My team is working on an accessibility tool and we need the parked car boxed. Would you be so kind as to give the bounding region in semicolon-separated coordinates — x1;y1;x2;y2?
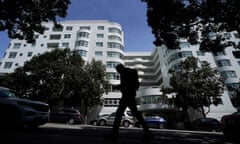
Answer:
191;117;222;132
0;86;50;129
135;115;167;129
96;111;134;128
90;114;110;126
145;116;167;129
221;112;240;141
49;108;83;124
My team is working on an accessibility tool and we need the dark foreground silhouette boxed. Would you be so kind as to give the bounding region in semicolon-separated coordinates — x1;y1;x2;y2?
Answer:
105;64;154;143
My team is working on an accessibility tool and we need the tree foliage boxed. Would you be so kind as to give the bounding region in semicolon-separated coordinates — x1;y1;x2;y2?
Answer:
81;59;110;118
0;0;70;42
141;0;240;52
162;57;224;117
2;48;109;111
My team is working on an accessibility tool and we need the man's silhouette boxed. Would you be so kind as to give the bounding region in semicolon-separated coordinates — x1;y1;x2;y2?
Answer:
106;64;154;142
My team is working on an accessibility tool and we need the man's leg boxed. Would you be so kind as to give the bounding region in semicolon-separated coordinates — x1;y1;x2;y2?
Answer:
111;98;128;136
128;98;154;141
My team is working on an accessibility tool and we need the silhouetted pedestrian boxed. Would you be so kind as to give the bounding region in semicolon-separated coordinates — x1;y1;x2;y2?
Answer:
105;64;154;143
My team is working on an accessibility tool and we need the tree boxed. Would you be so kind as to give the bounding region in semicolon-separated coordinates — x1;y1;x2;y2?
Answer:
162;57;224;119
3;48;110;122
0;0;70;43
6;48;85;109
81;59;110;122
141;0;240;53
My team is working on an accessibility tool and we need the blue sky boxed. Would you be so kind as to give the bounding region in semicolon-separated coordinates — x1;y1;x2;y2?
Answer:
0;0;155;58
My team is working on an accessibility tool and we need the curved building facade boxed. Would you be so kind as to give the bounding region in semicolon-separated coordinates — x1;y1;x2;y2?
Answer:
0;20;239;121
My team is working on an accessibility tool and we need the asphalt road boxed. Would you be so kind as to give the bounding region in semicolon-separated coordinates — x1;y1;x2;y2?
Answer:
0;123;236;144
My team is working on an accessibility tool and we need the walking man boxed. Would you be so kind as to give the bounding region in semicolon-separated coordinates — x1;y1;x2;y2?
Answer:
106;64;154;142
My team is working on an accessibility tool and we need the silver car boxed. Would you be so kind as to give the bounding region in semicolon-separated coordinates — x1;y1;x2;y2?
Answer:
97;111;135;128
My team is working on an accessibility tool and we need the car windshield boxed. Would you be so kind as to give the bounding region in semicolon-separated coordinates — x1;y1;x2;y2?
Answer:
0;87;18;98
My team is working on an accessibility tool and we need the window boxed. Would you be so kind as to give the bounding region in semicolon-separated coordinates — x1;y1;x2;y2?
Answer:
107;42;123;50
66;26;73;31
200;61;208;66
80;26;90;30
232;51;240;58
107;52;122;58
106;61;120;68
108;27;122;35
197;51;205;56
97;34;104;38
13;43;21;49
167;51;193;64
27;52;33;57
97;26;104;30
64;34;71;39
35;35;39;39
179;42;190;48
50;34;61;40
108;35;122;42
96;42;103;47
221;71;237;79
216;59;231;67
8;52;17;58
75;50;87;57
47;43;59;48
213;51;226;56
52;26;63;31
75;40;89;47
223;32;231;39
95;51;103;56
77;32;89;38
62;42;69;48
234;33;239;38
107;72;120;80
4;62;13;69
31;42;36;47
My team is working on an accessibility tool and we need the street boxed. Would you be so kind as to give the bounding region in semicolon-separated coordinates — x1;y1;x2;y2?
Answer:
0;123;236;144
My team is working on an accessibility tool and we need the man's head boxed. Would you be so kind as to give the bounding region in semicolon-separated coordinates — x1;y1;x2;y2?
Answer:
116;64;125;74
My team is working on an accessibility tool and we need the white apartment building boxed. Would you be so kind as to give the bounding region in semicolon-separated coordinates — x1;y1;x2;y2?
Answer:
0;20;239;122
0;20;124;115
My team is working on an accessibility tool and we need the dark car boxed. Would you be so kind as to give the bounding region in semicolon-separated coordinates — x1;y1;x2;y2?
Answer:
191;117;222;132
135;115;167;129
0;86;50;129
145;116;167;129
221;112;240;141
49;108;83;124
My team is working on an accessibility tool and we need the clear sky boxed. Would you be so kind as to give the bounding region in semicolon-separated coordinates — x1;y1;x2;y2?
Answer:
0;0;155;58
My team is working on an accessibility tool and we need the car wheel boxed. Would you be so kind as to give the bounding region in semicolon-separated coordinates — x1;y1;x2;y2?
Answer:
123;121;130;128
159;123;164;129
99;120;106;126
67;118;75;125
92;120;98;126
213;127;222;132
